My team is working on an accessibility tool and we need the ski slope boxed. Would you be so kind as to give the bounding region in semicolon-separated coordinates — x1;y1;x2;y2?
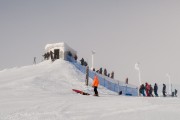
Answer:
0;60;180;120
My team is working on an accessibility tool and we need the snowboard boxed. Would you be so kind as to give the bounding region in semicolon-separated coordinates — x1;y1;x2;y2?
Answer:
72;89;90;95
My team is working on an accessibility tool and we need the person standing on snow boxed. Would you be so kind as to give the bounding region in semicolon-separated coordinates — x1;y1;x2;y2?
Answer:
145;83;150;96
50;51;54;62
154;83;158;97
139;84;145;96
149;84;154;97
92;74;99;96
162;84;166;97
175;89;178;97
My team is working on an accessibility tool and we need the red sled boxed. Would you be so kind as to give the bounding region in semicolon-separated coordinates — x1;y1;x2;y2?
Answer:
72;89;90;95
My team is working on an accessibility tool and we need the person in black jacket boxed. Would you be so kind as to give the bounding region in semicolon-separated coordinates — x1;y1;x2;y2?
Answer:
99;68;102;74
50;51;54;62
103;68;107;76
154;83;158;97
175;89;178;97
80;58;84;65
149;84;154;97
162;84;166;97
139;84;145;96
111;71;114;79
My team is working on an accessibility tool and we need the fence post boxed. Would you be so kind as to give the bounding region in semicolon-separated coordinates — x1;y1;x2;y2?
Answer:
104;78;105;87
85;66;89;86
118;81;120;93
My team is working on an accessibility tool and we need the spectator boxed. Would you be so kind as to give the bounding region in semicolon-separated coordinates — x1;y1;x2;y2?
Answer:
84;61;88;66
74;54;78;61
80;58;84;65
162;84;166;97
107;73;110;77
110;71;114;79
139;84;145;96
50;51;54;61
46;52;50;60
149;84;154;97
43;53;47;60
125;78;128;84
33;57;36;64
99;68;102;74
68;51;72;56
145;82;150;96
103;68;107;76
154;83;158;97
175;89;178;97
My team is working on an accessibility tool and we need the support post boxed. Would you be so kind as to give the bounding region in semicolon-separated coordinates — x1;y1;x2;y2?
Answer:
85;66;89;86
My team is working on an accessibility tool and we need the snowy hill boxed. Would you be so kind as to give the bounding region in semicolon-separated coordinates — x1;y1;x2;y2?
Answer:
0;60;180;120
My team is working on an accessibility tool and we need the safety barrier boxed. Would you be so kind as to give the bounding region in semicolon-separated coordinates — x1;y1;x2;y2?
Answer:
67;56;138;96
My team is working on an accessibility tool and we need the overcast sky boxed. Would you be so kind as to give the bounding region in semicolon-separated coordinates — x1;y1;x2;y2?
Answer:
0;0;180;86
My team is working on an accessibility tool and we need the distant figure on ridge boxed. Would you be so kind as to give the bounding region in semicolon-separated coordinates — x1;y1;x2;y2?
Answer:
50;50;54;62
125;78;128;84
103;68;107;76
33;57;36;64
74;54;78;61
99;68;102;74
110;71;114;79
80;58;84;65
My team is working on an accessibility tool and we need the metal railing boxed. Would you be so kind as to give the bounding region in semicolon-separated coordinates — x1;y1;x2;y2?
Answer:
67;56;138;96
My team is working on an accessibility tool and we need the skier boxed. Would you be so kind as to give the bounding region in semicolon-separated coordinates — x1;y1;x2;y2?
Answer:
175;89;178;97
149;84;154;97
154;83;158;97
92;74;99;96
162;84;166;97
145;83;150;96
139;84;145;96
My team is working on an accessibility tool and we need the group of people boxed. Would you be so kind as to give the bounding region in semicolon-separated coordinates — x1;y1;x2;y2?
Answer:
80;58;88;66
43;51;54;61
139;82;178;97
93;67;115;79
78;56;115;79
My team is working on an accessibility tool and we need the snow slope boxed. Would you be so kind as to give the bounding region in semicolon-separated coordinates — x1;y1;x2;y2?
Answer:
0;60;180;120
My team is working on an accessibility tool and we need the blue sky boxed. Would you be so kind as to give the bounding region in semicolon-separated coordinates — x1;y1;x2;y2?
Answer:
0;0;180;86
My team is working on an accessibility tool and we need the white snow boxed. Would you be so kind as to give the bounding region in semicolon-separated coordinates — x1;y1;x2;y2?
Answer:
0;60;180;120
45;42;77;54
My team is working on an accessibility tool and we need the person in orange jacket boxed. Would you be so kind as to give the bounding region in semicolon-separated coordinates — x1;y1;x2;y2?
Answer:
92;74;99;96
